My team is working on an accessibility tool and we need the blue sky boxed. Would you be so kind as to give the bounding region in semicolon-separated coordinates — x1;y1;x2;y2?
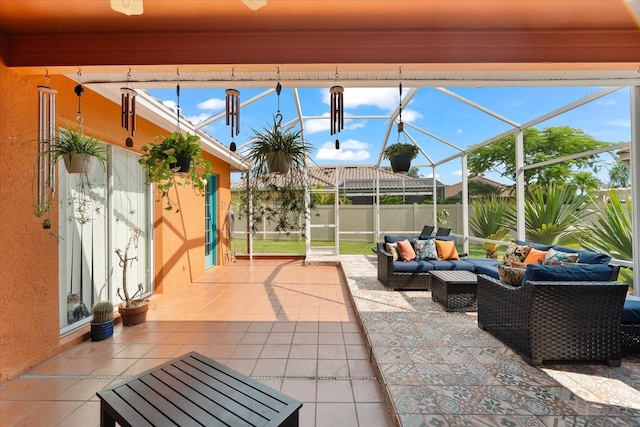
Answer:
148;86;631;186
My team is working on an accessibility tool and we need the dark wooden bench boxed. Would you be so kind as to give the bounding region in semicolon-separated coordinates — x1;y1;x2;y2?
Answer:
96;351;302;427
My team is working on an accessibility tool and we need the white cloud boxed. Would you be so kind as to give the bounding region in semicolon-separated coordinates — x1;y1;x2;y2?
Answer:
399;109;422;123
424;172;441;179
604;119;630;127
304;114;364;134
315;139;371;161
305;114;330;134
456;129;463;135
162;100;177;111
596;99;616;106
321;87;403;111
451;169;462;176
197;98;226;111
185;113;211;125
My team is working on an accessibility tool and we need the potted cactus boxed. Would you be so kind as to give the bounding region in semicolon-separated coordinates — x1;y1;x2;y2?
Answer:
90;301;114;341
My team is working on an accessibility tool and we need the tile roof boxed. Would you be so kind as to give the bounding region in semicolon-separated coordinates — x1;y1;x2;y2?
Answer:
232;165;444;191
444;175;511;198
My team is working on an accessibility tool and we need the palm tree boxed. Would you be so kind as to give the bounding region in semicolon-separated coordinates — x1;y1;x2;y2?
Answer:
504;182;589;245
469;196;511;259
579;189;633;287
569;171;601;197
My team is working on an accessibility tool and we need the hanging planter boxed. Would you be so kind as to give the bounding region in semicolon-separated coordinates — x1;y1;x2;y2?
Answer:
63;153;99;175
47;126;107;175
139;131;212;212
382;143;419;174
170;155;191;173
246;116;312;176
266;151;290;174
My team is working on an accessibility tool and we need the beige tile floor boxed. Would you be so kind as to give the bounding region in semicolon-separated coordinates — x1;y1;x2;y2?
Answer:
0;259;392;427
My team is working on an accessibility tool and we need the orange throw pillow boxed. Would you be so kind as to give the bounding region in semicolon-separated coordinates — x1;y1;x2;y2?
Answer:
435;239;459;260
523;248;547;264
397;239;417;261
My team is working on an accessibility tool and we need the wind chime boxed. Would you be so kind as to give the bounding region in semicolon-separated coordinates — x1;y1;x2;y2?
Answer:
275;68;283;126
330;70;344;150
226;69;240;152
37;71;57;219
397;80;404;135
120;69;137;147
75;70;84;128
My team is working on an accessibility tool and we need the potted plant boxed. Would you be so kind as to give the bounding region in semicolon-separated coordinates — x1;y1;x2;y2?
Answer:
237;117;317;239
90;301;114;341
139;131;213;212
115;228;150;326
382;143;419;174
49;126;108;175
246;116;313;175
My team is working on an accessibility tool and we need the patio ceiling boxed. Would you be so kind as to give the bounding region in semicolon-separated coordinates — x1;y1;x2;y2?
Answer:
2;0;640;86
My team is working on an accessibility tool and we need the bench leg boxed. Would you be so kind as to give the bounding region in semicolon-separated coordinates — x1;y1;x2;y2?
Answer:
100;404;116;427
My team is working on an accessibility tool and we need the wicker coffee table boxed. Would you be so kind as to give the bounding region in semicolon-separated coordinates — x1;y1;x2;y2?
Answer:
430;270;478;312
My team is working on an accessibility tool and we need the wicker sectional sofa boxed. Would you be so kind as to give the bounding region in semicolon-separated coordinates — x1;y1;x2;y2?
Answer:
376;235;500;291
477;269;627;366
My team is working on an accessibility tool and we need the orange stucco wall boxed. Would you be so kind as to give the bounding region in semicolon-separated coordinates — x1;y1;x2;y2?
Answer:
0;61;232;382
153;152;232;296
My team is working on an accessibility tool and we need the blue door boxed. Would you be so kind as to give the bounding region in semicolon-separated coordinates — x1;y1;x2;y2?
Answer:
205;175;217;268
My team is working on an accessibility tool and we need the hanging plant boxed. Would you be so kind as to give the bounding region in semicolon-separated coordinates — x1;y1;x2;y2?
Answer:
236;117;317;239
47;126;108;175
382;143;419;174
139;131;212;212
246;116;313;176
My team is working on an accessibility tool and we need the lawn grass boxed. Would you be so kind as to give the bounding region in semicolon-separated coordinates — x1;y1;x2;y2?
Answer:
231;239;493;258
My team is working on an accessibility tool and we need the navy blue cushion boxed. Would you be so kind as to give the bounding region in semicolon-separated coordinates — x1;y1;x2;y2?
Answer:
515;240;553;251
622;295;640;324
392;260;435;273
419;235;457;245
521;263;616;284
465;258;500;279
427;260;476;271
551;245;611;265
385;235;420;244
474;264;500;280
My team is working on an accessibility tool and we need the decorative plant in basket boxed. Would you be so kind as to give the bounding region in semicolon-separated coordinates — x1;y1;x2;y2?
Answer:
49;125;108;175
237;117;317;239
246;116;313;175
90;301;114;341
115;228;150;326
139;131;212;212
382;143;419;174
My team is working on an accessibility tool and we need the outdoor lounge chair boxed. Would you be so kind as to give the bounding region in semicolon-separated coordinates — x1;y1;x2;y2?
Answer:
420;225;435;237
435;227;451;236
477;271;627;366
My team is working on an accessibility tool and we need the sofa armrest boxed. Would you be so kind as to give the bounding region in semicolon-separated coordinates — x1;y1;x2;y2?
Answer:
477;274;532;330
376;243;394;285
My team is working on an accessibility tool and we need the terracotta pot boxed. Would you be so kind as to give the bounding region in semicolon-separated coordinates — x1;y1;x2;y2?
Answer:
170;155;191;173
63;154;98;175
118;299;149;326
266;152;290;174
389;155;412;174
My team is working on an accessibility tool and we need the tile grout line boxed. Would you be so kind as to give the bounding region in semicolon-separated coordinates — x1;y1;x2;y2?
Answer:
20;373;377;381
